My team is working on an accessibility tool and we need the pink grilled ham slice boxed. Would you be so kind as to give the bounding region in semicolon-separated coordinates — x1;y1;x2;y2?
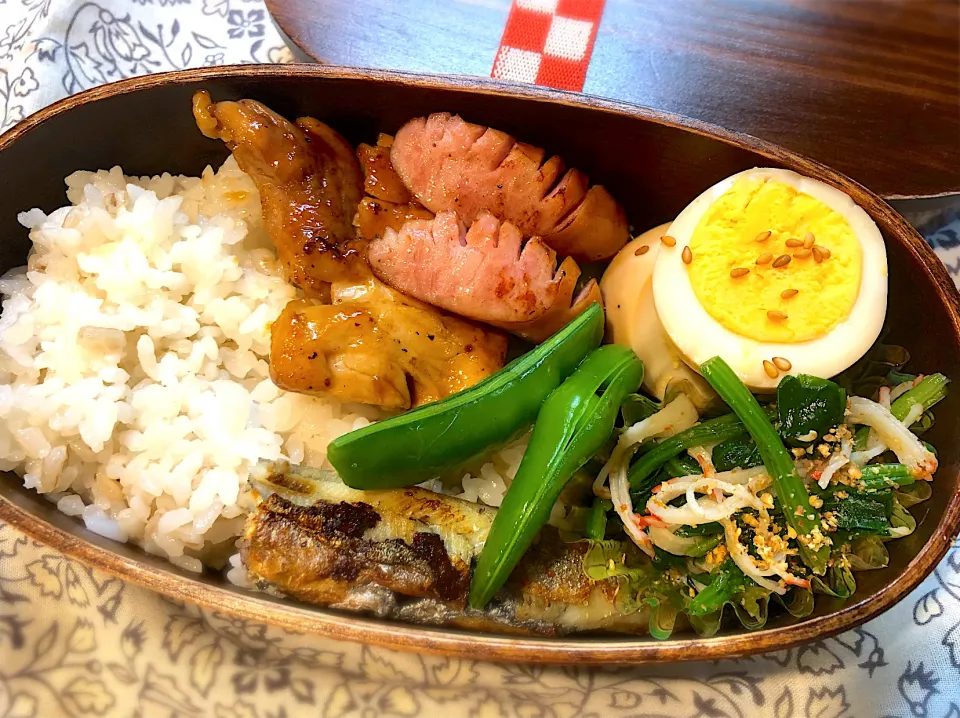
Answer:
367;211;601;342
390;113;628;262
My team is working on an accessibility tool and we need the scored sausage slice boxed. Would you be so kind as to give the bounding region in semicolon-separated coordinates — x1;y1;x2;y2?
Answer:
390;113;628;262
367;211;601;342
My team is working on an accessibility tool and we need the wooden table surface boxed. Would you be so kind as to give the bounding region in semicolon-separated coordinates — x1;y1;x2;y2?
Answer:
266;0;960;199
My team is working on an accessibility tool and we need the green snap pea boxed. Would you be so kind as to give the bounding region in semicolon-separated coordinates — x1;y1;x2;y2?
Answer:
469;345;644;608
328;304;604;489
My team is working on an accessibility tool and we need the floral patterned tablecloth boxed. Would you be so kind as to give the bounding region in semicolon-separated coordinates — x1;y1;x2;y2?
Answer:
1;1;959;716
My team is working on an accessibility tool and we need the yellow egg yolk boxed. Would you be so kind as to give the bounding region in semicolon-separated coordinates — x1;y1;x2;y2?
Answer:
687;178;862;343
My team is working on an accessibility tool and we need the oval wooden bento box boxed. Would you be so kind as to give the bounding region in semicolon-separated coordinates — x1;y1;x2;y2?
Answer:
0;65;958;664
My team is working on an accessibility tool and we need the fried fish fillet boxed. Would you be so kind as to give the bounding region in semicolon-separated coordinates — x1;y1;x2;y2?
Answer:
243;462;652;636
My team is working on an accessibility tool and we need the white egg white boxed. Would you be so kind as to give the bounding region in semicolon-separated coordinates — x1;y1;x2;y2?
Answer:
652;167;888;391
600;223;718;410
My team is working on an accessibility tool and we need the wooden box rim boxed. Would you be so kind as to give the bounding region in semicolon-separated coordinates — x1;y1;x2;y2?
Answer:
1;64;958;664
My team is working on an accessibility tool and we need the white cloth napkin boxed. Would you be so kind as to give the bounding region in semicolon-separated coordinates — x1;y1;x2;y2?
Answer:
0;1;958;716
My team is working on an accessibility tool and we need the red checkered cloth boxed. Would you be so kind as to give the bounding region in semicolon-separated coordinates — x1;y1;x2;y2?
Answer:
491;0;607;92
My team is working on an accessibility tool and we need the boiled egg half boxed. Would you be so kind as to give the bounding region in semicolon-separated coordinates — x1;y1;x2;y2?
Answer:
603;168;887;393
601;223;718;409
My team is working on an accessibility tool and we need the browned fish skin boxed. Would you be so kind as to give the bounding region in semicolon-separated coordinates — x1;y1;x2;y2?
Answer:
243;462;652;635
243;494;469;605
192;90;366;297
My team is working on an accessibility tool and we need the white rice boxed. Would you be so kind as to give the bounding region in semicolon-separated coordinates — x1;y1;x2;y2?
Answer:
0;159;381;566
0;159;518;572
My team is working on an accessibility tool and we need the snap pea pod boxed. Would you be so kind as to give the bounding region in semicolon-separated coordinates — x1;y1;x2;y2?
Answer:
469;345;644;608
699;357;829;575
328;304;604;489
687;560;747;616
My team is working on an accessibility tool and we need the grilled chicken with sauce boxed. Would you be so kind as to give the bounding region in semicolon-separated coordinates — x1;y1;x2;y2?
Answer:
193;91;367;297
357;133;413;204
368;211;601;342
194;92;508;409
270;281;507;409
390;112;629;262
244;462;651;635
354;197;434;243
354;133;435;242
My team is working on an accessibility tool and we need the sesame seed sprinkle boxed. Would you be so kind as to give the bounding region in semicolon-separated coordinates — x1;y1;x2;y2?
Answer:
785;238;803;248
730;267;750;278
763;360;779;378
803;232;816;249
793;248;812;259
635;244;650;256
682;246;693;264
781;288;799;299
661;235;677;247
754;230;772;242
772;254;792;268
756;252;773;265
767;310;788;321
773;356;792;371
